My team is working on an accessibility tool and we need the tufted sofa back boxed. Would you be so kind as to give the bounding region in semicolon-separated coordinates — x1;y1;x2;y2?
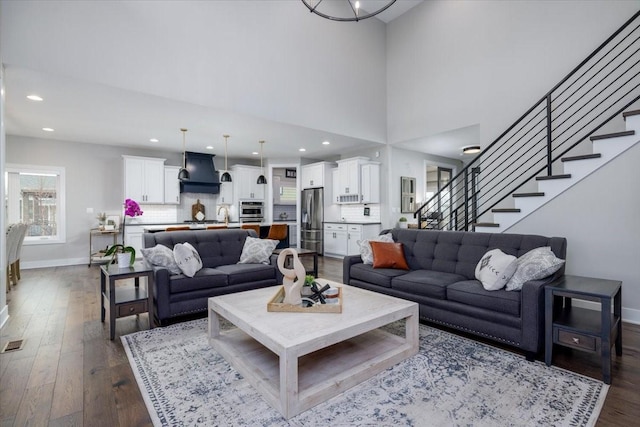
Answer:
390;229;567;280
144;228;257;268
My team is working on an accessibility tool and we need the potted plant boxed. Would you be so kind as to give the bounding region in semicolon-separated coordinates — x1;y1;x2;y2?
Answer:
96;212;107;230
398;216;408;229
104;244;136;267
302;275;315;296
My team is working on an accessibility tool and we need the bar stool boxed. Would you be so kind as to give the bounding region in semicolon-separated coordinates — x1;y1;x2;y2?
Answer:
267;224;288;241
241;224;260;237
166;226;191;232
207;225;228;230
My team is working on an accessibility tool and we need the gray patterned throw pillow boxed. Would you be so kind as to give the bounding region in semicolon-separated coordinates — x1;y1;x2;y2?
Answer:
140;244;181;275
474;249;518;291
173;242;203;277
505;246;565;291
238;237;278;264
358;233;395;265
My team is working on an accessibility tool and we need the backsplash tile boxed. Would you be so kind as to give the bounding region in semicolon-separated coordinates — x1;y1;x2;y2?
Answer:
340;204;380;222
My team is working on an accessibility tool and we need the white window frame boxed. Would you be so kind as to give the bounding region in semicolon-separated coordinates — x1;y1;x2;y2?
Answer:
5;163;66;245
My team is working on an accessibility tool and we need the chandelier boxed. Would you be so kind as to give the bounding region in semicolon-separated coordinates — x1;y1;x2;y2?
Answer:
301;0;396;22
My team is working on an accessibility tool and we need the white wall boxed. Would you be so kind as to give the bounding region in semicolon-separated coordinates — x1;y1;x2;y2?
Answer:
387;1;639;145
506;142;640;323
5;136;182;267
0;60;8;326
2;0;388;144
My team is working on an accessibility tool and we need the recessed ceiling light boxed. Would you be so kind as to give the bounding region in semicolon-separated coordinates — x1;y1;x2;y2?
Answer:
322;140;330;145
42;127;54;132
149;138;159;143
299;148;306;152
27;95;43;101
206;145;214;150
252;151;259;155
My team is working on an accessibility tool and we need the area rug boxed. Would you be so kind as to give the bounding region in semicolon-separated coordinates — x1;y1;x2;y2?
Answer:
122;319;608;427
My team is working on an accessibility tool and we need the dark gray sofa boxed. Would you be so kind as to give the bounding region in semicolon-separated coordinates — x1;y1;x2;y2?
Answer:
343;229;567;359
144;228;282;325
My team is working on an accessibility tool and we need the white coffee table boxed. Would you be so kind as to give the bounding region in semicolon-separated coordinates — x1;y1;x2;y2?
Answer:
208;279;419;419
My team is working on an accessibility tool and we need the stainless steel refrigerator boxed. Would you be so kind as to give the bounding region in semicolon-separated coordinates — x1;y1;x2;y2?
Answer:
301;188;324;255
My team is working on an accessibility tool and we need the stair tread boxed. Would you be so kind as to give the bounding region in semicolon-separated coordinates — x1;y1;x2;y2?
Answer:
535;174;571;181
622;109;640;120
473;223;500;227
590;130;635;141
513;192;545;197
492;208;521;213
561;153;602;162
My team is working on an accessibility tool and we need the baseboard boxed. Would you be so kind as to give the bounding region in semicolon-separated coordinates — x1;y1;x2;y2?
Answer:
21;257;87;270
573;299;640;325
0;304;9;330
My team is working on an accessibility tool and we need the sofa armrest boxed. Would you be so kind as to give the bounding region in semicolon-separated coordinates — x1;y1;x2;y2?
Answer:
520;275;562;353
343;255;363;284
269;254;284;284
151;267;172;322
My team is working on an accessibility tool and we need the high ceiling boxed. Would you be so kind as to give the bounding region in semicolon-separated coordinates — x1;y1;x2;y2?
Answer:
3;1;433;161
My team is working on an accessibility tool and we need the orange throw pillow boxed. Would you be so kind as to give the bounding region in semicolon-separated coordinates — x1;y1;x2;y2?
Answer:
370;241;409;270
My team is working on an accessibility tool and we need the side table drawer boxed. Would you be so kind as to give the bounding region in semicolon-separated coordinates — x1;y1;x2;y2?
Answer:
118;301;148;317
557;329;596;351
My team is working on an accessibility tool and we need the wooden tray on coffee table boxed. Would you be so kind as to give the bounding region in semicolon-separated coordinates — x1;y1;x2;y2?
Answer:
267;285;342;313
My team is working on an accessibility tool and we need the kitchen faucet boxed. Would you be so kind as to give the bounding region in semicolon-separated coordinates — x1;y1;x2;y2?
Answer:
217;205;230;225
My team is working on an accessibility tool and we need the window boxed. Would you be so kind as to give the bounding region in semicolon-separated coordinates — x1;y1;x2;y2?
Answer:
5;164;66;245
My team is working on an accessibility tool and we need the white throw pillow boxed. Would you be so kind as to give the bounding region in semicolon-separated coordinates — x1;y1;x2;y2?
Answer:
505;246;565;291
358;233;395;265
140;244;181;275
475;249;518;291
173;242;203;278
238;237;278;265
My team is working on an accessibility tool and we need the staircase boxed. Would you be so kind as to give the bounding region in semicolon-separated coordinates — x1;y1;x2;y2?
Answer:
415;10;640;232
475;111;640;232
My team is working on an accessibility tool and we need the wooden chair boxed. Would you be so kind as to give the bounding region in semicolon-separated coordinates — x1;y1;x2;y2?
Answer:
241;224;260;236
11;223;28;282
267;224;288;241
206;225;228;230
165;226;191;232
5;224;22;291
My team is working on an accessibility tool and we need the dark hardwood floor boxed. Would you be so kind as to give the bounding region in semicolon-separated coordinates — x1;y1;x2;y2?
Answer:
1;258;638;426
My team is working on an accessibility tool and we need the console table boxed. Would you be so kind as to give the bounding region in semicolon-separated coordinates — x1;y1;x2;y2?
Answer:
88;228;119;267
545;275;622;384
100;262;155;340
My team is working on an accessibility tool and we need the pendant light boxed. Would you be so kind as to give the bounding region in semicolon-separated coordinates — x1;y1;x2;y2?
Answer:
257;140;267;184
178;128;190;181
220;134;232;182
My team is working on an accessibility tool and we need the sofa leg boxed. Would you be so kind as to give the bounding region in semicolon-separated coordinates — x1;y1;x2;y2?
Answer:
525;351;537;362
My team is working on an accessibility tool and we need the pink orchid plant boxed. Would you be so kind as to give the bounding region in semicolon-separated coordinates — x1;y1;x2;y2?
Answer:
104;199;143;266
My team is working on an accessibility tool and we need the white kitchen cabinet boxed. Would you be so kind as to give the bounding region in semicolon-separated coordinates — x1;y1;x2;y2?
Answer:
323;223;347;256
335;157;381;204
232;165;265;200
288;222;298;247
361;163;381;204
218;181;233;205
347;225;362;256
332;168;340;204
124;225;145;259
324;222;382;257
123;156;166;203
300;161;335;189
164;166;181;204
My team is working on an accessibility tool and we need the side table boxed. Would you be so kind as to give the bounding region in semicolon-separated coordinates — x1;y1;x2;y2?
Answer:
545;275;622;384
100;262;155;340
273;248;318;277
